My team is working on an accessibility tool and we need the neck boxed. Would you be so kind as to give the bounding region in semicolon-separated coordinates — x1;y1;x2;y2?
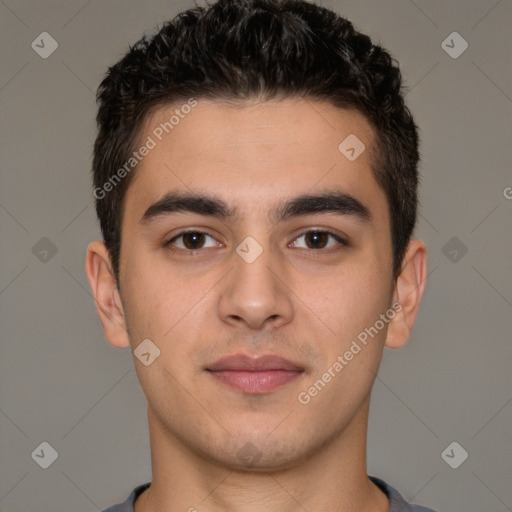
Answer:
135;396;389;512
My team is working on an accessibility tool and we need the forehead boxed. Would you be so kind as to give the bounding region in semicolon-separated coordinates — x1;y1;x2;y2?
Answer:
124;98;386;224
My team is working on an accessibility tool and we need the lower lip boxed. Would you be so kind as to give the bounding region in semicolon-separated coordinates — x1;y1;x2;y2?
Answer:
206;370;303;393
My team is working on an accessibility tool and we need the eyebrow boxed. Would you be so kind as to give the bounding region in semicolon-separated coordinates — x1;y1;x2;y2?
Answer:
140;189;372;226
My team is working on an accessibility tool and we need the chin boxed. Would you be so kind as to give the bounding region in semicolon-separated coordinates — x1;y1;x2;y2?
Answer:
205;431;310;473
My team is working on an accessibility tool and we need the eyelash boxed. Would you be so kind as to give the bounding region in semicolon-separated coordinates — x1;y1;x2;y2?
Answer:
164;229;347;256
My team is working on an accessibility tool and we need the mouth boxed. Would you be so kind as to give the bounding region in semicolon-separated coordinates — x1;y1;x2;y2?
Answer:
205;354;305;394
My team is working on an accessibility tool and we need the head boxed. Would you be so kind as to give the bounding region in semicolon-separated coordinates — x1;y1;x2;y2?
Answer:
87;0;426;471
92;0;420;285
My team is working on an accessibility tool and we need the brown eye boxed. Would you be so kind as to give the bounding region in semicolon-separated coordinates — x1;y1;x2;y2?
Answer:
305;231;328;249
181;232;206;249
165;231;219;252
291;230;347;250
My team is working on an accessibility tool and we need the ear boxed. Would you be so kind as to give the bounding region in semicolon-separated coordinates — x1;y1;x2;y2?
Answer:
85;240;130;348
385;239;428;349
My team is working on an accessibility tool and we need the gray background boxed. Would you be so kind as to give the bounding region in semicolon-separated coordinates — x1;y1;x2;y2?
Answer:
1;0;511;510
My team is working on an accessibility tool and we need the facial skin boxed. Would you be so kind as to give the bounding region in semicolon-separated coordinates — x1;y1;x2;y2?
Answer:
86;98;427;512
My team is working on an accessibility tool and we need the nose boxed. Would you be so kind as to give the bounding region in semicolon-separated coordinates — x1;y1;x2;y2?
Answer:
217;243;294;331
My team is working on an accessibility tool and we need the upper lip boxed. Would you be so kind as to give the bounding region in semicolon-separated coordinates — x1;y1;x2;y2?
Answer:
206;354;304;372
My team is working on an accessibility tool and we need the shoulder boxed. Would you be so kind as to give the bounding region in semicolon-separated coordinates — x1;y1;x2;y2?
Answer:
369;476;438;512
100;482;151;512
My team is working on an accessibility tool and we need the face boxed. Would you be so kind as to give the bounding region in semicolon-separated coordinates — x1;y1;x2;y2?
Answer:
105;98;399;469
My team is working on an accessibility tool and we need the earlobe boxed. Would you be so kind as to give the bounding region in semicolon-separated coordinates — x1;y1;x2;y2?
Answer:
85;240;131;348
385;239;428;349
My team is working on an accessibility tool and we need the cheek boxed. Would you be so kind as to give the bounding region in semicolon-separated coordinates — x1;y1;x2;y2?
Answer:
120;244;176;329
120;257;214;372
296;265;391;422
120;268;170;345
305;258;392;341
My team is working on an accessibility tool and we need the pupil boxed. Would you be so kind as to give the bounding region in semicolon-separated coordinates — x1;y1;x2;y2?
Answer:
184;232;203;249
308;232;326;249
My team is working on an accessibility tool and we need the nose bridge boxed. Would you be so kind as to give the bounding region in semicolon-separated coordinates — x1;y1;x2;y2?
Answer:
218;233;294;329
232;235;280;302
236;241;276;290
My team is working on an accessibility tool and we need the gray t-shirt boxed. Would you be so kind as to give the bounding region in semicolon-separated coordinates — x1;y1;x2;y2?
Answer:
101;476;437;511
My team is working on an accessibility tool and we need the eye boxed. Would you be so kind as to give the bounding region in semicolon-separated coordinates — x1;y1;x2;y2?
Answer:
290;230;347;250
164;229;347;256
165;231;220;253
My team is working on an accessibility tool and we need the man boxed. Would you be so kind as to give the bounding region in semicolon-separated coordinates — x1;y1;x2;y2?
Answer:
86;0;436;510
